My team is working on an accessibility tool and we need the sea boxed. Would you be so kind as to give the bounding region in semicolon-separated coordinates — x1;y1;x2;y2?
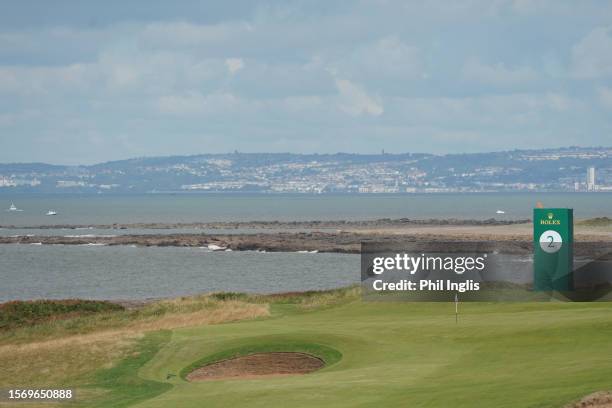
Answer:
0;245;358;302
0;193;610;302
1;193;611;226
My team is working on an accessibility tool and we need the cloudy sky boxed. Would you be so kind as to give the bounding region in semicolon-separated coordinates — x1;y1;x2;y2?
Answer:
1;0;611;164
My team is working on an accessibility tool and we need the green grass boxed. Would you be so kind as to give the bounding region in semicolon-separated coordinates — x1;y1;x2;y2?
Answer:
131;300;612;408
4;288;612;407
81;330;173;408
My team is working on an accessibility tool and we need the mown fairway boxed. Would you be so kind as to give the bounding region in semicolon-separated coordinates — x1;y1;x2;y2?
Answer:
130;301;612;408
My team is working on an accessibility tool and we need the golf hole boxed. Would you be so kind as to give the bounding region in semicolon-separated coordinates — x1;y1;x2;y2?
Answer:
186;352;326;381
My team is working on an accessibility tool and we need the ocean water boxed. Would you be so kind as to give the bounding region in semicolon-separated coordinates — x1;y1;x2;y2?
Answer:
0;227;338;237
1;193;610;302
0;244;360;302
1;193;610;227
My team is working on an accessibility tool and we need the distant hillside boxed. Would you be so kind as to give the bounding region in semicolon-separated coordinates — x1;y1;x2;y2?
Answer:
0;147;610;194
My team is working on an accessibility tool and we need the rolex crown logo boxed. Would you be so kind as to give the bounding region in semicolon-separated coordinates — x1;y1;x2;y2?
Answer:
547;213;554;220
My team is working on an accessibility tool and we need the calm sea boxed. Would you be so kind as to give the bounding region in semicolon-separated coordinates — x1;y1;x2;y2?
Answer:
0;193;610;301
0;245;359;302
1;193;610;227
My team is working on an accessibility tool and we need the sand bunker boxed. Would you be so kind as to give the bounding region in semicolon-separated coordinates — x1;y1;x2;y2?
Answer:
186;352;325;381
567;391;612;408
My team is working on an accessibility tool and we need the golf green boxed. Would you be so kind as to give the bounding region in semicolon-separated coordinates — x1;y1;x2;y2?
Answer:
121;301;612;407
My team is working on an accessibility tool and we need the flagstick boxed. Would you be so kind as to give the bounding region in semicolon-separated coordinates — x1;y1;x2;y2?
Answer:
455;292;458;324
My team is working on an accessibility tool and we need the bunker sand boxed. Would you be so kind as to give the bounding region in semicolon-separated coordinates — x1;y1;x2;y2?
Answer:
186;352;325;381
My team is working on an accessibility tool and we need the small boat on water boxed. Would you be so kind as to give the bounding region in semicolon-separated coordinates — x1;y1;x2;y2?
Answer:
46;210;57;216
7;202;23;212
495;210;506;214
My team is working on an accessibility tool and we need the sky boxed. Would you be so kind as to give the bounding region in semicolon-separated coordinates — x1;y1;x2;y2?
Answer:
1;1;612;165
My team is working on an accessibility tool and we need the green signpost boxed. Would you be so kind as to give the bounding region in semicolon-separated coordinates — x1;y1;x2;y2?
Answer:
533;208;574;291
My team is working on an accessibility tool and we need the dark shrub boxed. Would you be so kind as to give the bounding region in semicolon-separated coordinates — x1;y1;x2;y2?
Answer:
0;299;124;330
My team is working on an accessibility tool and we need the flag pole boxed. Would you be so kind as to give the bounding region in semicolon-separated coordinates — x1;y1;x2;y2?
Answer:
455;292;458;323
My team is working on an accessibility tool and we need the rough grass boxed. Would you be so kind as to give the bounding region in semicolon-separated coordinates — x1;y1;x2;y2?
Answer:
0;330;138;388
0;297;269;346
0;287;359;348
0;288;357;406
0;293;271;399
0;299;269;388
209;285;361;310
0;286;359;382
0;299;123;331
577;217;612;227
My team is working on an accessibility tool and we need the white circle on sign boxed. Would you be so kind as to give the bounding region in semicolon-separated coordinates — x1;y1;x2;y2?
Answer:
539;230;562;253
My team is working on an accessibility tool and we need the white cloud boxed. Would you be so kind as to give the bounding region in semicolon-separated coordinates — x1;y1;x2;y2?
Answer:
347;36;423;79
571;26;612;78
281;95;324;113
0;2;610;163
156;92;242;116
385;92;580;130
511;0;572;14
139;21;253;50
335;79;383;116
0;63;101;95
463;59;538;85
225;58;245;74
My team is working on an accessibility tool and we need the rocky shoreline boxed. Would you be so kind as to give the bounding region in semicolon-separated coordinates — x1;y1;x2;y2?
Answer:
0;232;378;253
1;218;610;254
2;232;610;257
3;230;609;253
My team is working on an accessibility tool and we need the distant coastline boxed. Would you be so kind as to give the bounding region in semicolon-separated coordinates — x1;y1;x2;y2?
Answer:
1;147;610;194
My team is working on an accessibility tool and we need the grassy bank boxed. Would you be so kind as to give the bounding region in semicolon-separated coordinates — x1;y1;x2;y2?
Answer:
576;216;612;227
2;288;612;407
0;289;353;396
0;299;124;331
0;292;273;408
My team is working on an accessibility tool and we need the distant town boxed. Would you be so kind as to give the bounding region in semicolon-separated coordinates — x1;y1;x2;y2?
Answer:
0;147;611;194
